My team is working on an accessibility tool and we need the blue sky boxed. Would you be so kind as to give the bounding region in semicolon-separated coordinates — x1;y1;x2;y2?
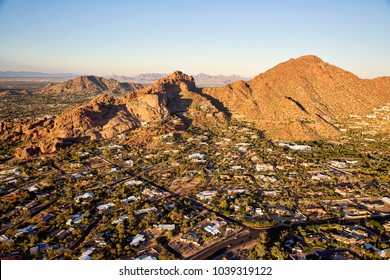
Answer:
0;0;389;77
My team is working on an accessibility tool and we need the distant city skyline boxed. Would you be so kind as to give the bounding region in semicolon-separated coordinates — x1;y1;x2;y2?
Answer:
0;0;389;78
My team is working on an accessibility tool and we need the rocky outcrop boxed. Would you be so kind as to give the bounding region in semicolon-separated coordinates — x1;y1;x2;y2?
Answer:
1;71;228;158
41;75;143;94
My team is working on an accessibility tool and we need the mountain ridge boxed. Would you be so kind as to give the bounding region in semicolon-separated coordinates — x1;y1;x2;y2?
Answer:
41;75;144;94
1;55;389;158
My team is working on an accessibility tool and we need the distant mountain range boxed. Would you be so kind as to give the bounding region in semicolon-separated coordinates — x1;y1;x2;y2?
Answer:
105;73;250;86
0;71;249;86
0;71;78;79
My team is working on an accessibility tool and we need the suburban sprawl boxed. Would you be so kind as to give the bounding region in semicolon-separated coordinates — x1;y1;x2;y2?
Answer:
1;105;390;260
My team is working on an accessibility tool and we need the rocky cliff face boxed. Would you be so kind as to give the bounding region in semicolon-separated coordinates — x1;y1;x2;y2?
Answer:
1;71;227;157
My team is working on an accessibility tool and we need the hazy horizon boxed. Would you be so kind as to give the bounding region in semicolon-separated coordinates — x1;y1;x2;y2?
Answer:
1;0;390;78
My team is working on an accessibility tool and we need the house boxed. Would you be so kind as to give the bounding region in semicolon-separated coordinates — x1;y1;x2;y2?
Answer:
24;185;39;192
124;160;134;166
311;173;331;181
342;207;369;217
191;158;207;163
55;228;74;239
66;214;86;225
71;173;83;180
79;247;95;260
135;207;157;215
279;143;312;151
227;188;247;194
135;255;157;260
382;197;390;205
97;202;115;211
188;153;206;160
256;163;274;172
197;190;217;200
76;151;90;157
180;234;201;246
42;213;55;223
121;196;140;205
74;191;94;203
329;160;346;169
257;174;281;183
130;234;146;246
108;144;123;150
141;188;162;200
262;190;280;196
21;201;38;211
155;224;176;230
230;165;244;171
334;188;348;197
125;180;143;186
112;214;128;225
30;243;51;255
254;208;264;216
15;225;36;237
0;168;21;175
305;208;327;217
0;235;10;243
204;220;223;236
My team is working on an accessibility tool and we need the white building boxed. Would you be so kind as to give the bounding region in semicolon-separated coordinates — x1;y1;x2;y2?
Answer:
79;247;95;260
124;160;134;166
311;173;331;181
256;163;274;171
197;190;217;200
188;153;206;160
382;197;390;205
121;196;140;205
112;214;128;225
155;224;176;230
135;255;157;260
74;191;94;202
130;234;146;246
135;207;157;215
97;202;115;211
125;180;143;186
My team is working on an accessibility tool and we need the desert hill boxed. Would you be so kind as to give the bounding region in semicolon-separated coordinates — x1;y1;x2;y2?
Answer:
204;55;390;140
1;55;390;158
41;75;143;94
1;71;227;157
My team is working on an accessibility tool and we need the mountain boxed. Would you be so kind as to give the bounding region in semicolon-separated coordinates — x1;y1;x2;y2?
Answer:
194;73;249;86
105;73;249;86
104;73;167;84
1;55;390;158
0;71;77;78
41;75;144;94
204;55;390;140
1;71;227;157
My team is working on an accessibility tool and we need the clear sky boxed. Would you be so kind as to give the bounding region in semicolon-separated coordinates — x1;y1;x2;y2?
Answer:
0;0;389;78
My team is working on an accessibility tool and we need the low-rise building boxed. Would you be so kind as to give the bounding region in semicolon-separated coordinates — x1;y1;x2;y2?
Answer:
197;190;217;200
130;234;146;246
97;202;115;211
79;247;95;260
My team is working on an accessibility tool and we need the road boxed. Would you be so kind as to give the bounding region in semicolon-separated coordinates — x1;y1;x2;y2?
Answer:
186;214;390;260
102;155;390;260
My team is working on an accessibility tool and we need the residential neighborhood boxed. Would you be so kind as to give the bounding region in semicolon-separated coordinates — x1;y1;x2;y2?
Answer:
0;105;389;260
